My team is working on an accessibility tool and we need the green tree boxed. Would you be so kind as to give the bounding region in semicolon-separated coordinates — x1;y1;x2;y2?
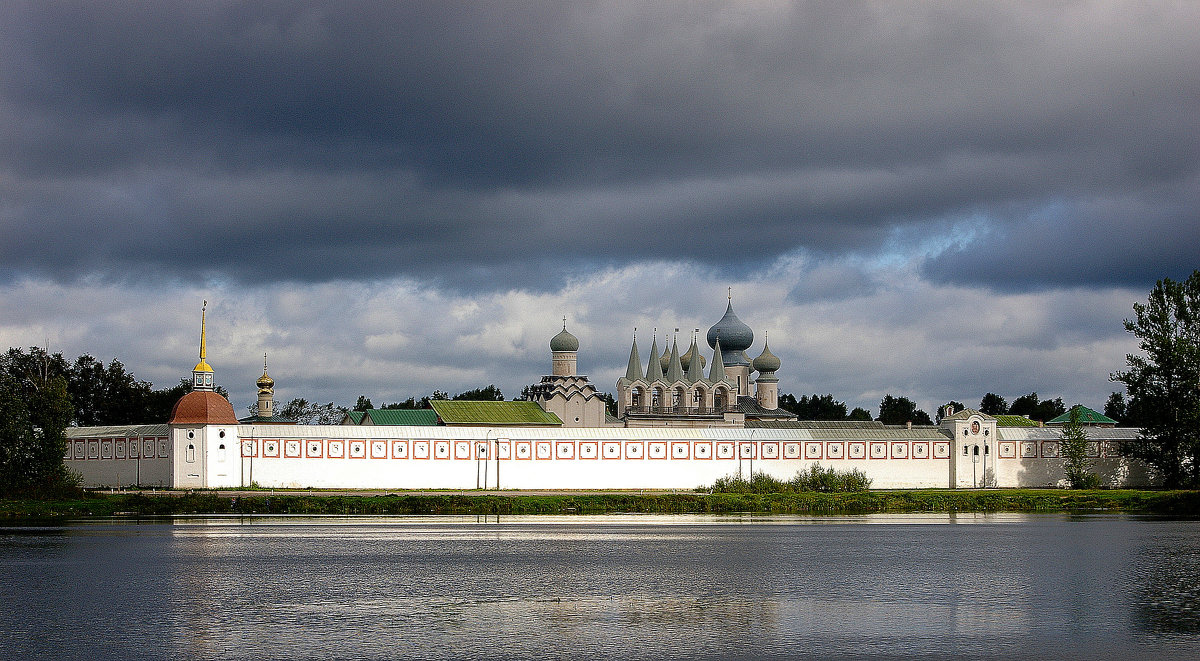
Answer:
876;394;932;425
780;394;849;420
848;407;872;421
1009;392;1065;422
452;385;504;401
1104;392;1127;425
0;348;76;496
1059;405;1096;489
1112;271;1200;487
979;393;1008;415
353;395;373;411
277;398;348;425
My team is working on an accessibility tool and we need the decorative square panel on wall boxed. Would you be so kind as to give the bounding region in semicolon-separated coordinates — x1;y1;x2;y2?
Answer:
890;442;908;459
127;440;138;458
1020;442;1037;458
761;442;779;459
454;441;471;460
241;440;257;458
694;442;712;459
912;442;929;459
870;442;887;459
392;440;408;459
716;442;735;459
144;440;155;458
579;442;598;459
371;441;387;459
1086;442;1100;458
805;442;822;460
848;442;866;459
413;440;430;459
671;442;689;460
88;440;99;459
496;441;510;459
998;442;1016;458
625;441;644;459
263;440;279;457
556;441;575;459
433;441;450;459
738;442;756;459
933;442;950;459
783;442;801;459
115;441;126;459
601;441;621;459
513;441;531;460
286;440;303;458
826;442;844;459
648;442;667;459
349;441;367;459
1042;441;1059;458
535;442;552;460
328;440;346;458
101;440;112;459
74;441;85;459
157;439;169;458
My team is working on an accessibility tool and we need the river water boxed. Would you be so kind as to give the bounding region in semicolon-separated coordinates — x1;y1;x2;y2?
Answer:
2;514;1199;660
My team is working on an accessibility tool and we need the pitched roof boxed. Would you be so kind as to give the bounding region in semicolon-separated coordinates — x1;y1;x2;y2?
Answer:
1046;405;1118;426
429;400;563;426
238;414;296;424
994;414;1039;427
361;409;440;426
345;410;365;424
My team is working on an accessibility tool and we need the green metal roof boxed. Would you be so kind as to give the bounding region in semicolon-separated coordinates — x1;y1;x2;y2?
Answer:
361;409;440;426
1047;405;1117;425
345;411;365;424
994;414;1040;427
430;400;563;426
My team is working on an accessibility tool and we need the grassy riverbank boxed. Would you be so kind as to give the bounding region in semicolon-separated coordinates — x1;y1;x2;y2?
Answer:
4;488;1200;518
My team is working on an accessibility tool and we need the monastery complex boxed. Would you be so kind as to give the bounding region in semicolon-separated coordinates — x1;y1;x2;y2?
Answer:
65;299;1150;490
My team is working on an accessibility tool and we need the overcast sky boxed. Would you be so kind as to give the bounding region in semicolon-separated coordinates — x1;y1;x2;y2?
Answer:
2;2;1197;419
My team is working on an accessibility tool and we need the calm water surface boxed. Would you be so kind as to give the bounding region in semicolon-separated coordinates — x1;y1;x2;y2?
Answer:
2;514;1200;660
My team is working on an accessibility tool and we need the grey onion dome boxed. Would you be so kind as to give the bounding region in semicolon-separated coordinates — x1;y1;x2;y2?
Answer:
706;300;753;354
752;342;781;373
550;326;579;352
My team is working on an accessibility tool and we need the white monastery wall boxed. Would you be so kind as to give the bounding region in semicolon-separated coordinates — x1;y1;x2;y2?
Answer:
64;433;173;488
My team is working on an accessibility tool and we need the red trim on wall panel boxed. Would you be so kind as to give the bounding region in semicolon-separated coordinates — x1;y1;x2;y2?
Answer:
647;441;668;460
601;441;622;460
556;441;575;460
826;442;845;460
513;441;532;460
432;440;451;460
241;439;258;458
847;442;866;460
535;441;553;460
693;441;713;460
624;441;644;460
760;442;780;460
911;442;930;460
412;440;430;460
670;442;690;460
579;441;599;460
715;441;736;460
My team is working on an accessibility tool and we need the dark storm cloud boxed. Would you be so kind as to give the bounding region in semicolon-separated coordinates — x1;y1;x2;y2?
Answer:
2;1;1197;290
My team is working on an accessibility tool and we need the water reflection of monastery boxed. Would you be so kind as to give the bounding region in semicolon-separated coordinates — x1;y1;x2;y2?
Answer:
65;297;1149;490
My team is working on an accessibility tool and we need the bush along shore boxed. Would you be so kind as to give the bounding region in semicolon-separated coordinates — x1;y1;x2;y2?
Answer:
4;488;1200;518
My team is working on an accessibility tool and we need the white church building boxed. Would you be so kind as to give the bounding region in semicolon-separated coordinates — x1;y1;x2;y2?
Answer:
64;300;1151;490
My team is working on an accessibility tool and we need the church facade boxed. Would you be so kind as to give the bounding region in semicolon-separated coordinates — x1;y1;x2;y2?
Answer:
63;299;1153;490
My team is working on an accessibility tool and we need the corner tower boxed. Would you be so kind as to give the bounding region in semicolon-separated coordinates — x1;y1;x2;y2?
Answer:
168;301;239;489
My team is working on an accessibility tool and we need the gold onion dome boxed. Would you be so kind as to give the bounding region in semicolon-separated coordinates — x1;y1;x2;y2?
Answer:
257;356;274;390
680;341;707;371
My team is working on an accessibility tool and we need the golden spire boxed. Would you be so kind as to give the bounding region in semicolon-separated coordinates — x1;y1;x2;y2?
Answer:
193;300;213;373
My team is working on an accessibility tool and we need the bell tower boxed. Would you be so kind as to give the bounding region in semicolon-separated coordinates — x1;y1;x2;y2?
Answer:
192;300;215;391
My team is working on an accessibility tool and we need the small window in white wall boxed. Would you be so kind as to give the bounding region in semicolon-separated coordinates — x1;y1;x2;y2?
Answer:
218;444;226;461
186;444;196;462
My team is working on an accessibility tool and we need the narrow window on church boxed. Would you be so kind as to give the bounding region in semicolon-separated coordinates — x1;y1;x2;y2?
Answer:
186;444;196;462
218;444;226;461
